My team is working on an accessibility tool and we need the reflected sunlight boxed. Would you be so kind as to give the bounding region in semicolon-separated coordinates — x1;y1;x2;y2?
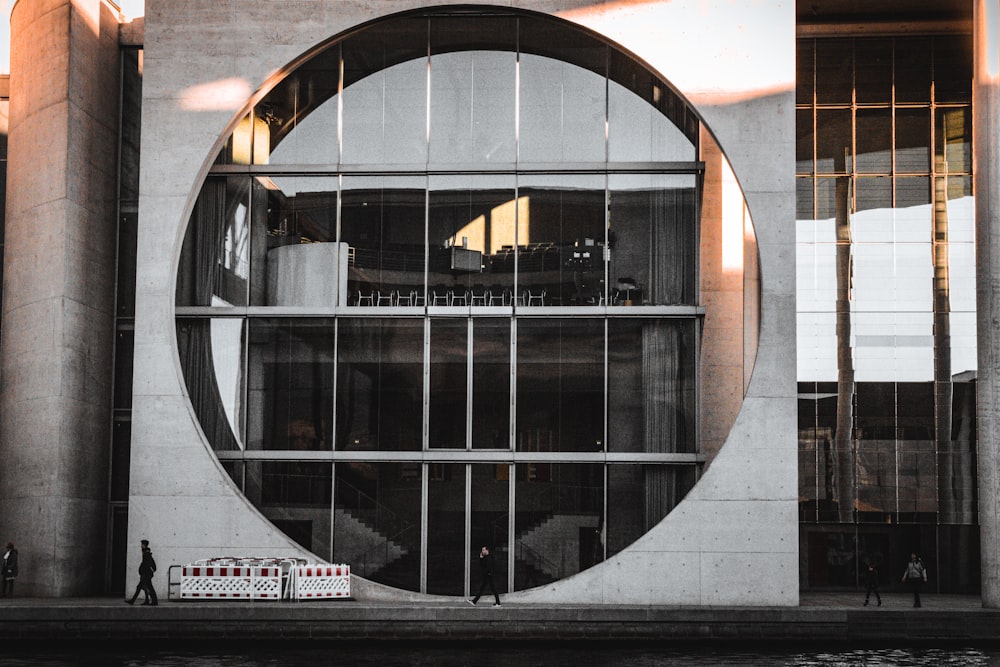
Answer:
179;77;253;112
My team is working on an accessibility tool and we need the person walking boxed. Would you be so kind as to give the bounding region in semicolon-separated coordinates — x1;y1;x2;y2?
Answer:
468;545;501;607
125;539;158;606
1;542;18;598
863;563;882;607
901;552;927;608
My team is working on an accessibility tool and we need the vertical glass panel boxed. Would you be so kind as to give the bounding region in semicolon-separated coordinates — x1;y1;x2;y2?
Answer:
854;39;892;104
116;210;138;317
428;18;517;164
519;21;607;163
251;176;344;307
516;174;606;306
473;319;511;449
471;463;509;596
608;319;696;453
815;40;853;105
855;109;891;174
215;112;252;166
895;177;930;210
796;39;815;106
607;465;695;557
341;19;428;164
895;108;930;174
427;463;466;595
336;319;423;451
608;63;694;162
609;174;697;305
516;319;604;453
113;329;134;410
936;107;971;175
246;319;334;451
119;48;142;200
854;176;891;215
796;178;815;221
933;35;973;104
895;38;932;104
815;109;852;174
111;420;131;502
897;383;936;522
796;108;814;175
256;461;332;561
177;176;251;307
428;174;516;305
430;319;467;449
513;463;604;590
177;318;246;452
856;439;895;523
815;176;852;221
334;462;421;591
341;175;426;307
260;45;341;166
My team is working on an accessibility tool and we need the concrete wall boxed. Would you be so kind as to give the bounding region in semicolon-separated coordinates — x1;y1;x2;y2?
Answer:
132;0;796;604
1;0;122;595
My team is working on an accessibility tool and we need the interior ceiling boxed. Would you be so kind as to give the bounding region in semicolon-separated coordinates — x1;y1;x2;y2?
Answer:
797;0;972;25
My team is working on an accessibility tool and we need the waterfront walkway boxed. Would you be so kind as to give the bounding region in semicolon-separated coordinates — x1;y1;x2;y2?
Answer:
0;592;995;643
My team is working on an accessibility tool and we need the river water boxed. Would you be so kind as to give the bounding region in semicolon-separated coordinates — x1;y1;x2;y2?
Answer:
2;645;999;666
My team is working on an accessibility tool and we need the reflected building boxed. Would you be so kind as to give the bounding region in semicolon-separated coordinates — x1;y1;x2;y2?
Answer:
0;0;991;604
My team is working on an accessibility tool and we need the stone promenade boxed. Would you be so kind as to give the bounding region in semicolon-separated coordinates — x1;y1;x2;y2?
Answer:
0;592;995;643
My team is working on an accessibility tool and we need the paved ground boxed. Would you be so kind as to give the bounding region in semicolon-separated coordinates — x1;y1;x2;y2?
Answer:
0;593;993;643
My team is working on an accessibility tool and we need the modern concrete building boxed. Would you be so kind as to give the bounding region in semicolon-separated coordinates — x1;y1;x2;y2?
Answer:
0;0;989;606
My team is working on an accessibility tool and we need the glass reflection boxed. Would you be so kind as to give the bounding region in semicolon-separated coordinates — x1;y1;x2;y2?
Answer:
177;318;245;452
471;463;509;594
516;319;604;453
341;19;428;164
429;17;516;164
334;461;421;591
609;174;698;305
251;176;345;307
429;319;468;449
246;319;334;451
341;176;426;307
428;174;516;306
515;174;606;306
428;463;466;595
472;319;511;450
177;176;251;307
336;319;423;451
513;463;604;590
608;320;696;453
249;461;332;561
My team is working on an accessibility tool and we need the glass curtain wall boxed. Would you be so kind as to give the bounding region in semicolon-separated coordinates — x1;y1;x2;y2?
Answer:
177;10;704;595
796;33;978;593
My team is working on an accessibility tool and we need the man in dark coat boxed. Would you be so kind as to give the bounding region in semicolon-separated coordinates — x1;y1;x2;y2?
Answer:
468;545;501;607
1;542;17;598
125;539;158;605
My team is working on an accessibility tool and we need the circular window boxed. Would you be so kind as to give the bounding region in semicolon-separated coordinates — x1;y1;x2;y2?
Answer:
177;8;714;595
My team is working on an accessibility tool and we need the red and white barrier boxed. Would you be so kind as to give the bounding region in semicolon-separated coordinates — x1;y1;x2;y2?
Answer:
180;564;254;599
291;564;351;600
175;558;350;601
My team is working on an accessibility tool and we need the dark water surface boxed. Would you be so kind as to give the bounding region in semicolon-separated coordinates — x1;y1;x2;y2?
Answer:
2;645;1000;666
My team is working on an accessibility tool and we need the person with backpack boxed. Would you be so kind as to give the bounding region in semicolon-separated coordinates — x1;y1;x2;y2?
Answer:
901;552;927;608
125;539;158;606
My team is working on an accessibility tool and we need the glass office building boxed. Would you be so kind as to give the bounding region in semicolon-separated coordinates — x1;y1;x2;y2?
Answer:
173;12;707;595
796;30;979;592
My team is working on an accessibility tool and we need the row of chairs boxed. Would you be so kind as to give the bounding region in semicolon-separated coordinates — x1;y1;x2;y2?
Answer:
353;285;549;307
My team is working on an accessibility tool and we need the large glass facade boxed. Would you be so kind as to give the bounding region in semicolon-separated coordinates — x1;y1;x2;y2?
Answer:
177;9;707;594
796;33;978;593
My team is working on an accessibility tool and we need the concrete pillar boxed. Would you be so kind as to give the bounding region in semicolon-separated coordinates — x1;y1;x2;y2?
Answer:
975;0;1000;608
0;0;121;595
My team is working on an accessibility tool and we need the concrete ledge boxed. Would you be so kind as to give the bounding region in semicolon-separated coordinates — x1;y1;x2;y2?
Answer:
0;595;995;643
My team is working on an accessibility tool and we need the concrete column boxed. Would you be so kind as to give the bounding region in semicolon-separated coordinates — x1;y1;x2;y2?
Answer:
975;0;1000;608
0;0;121;595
